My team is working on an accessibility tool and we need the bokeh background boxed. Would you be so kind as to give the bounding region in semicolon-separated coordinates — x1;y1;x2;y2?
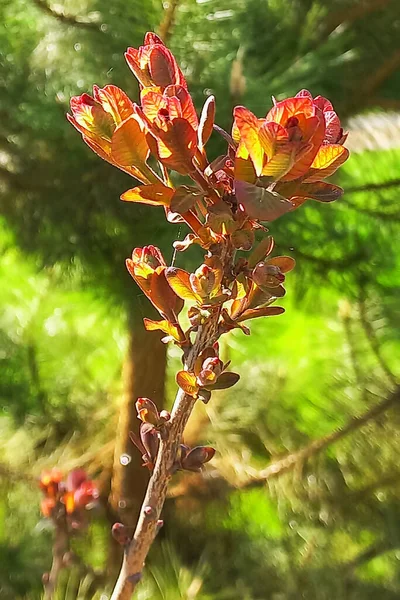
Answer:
1;0;400;598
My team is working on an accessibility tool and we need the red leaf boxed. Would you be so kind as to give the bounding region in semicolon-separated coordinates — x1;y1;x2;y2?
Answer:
121;183;174;206
235;180;293;221
149;119;197;174
258;121;288;160
143;318;183;342
150;270;184;318
164;85;198;131
304;145;349;182
176;371;199;397
267;256;296;273
204;372;240;390
93;85;134;126
236;306;285;322
234;106;264;176
248;236;274;268
231;228;255;250
165;267;201;302
276;181;344;203
198;95;215;149
170;186;203;214
111;116;149;167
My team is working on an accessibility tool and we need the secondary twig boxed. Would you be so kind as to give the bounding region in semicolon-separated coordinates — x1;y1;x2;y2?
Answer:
43;510;70;599
358;295;398;387
31;0;101;31
243;386;400;488
158;0;180;44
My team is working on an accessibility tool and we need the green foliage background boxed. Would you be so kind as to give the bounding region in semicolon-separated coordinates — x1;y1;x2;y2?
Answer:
1;0;400;598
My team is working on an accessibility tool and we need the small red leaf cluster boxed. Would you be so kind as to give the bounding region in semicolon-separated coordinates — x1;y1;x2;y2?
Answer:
39;468;98;524
130;397;215;473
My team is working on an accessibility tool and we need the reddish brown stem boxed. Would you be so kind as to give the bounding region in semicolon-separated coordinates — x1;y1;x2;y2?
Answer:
43;509;69;599
110;246;231;600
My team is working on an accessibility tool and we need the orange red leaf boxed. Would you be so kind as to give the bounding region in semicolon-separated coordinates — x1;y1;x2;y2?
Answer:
121;183;174;206
111;116;149;167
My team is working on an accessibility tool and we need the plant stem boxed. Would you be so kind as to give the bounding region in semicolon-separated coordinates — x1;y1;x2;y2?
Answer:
44;511;69;599
110;246;231;600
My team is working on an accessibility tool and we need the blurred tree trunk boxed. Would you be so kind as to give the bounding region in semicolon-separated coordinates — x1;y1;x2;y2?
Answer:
110;307;167;525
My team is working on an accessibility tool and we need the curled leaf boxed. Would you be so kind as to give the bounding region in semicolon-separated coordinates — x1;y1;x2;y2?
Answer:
143;318;184;343
236;306;285;322
198;95;215;149
276;181;344;203
181;446;216;471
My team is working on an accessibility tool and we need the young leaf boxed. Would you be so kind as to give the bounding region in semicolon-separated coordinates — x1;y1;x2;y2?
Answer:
247;236;274;268
231;228;255;250
275;181;344;203
176;371;199;397
143;318;184;342
258;121;288;160
205;372;240;390
198;95;215;149
111;116;149;167
165;267;201;302
267;256;296;273
149;119;197;174
233;106;264;176
170;186;204;214
235;180;293;221
236;306;285;322
304;145;349;182
150;270;184;318
121;183;175;206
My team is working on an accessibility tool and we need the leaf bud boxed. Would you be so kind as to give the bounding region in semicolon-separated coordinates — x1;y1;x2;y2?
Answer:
252;262;285;288
112;522;131;546
190;264;216;298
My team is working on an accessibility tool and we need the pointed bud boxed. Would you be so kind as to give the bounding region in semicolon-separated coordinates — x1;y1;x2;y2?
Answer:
140;423;160;467
181;446;216;472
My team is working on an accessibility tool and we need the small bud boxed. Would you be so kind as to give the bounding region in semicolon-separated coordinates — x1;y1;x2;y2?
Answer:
252;262;285;288
42;572;50;584
159;410;171;422
144;506;154;516
156;519;164;533
181;446;216;472
140;423;160;468
112;522;131;546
